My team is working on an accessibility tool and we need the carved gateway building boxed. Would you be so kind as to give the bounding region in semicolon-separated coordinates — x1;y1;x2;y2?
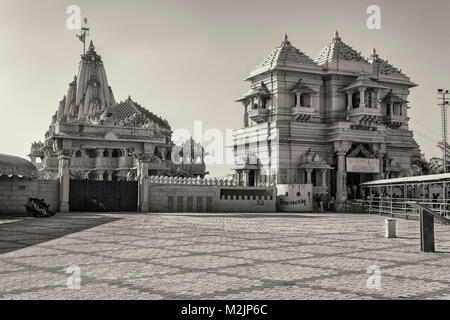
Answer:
233;32;421;204
30;40;206;184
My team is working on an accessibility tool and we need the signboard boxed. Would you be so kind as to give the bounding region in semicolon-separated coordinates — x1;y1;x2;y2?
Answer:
276;184;313;212
346;158;380;173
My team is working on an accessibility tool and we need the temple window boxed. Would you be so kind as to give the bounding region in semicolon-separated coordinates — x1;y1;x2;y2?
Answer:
86;149;96;158
261;98;267;109
112;171;119;181
165;150;172;161
300;94;311;107
366;92;372;108
103;149;109;157
111;149;120;158
352;92;360;108
103;171;108;181
75;150;82;158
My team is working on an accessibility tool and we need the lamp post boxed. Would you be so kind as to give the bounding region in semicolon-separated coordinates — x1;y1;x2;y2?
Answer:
438;89;450;174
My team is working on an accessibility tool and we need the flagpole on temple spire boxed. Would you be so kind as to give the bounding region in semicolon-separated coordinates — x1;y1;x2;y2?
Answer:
76;18;90;54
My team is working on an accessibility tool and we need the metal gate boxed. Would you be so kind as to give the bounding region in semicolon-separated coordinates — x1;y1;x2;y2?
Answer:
69;180;138;212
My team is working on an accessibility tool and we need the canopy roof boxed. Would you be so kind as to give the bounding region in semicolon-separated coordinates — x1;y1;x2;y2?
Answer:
314;31;367;65
342;73;388;91
0;154;38;178
361;173;450;187
250;34;320;76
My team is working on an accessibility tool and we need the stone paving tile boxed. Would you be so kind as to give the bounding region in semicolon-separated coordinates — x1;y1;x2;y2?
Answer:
82;262;181;280
153;255;252;270
214;286;366;300
123;272;263;297
219;262;339;282
218;248;314;261
0;212;449;299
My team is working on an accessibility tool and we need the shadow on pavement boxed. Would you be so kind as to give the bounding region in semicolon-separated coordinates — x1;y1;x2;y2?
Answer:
0;213;121;255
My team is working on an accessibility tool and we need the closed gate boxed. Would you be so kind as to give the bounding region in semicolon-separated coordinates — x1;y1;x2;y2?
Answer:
69;180;138;212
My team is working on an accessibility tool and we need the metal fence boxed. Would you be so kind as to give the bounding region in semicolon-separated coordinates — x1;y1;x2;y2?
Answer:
358;197;450;219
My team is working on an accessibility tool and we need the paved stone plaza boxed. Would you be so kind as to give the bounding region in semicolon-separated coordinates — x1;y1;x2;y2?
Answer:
0;212;449;300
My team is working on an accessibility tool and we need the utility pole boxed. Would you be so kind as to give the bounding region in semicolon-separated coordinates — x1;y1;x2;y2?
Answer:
438;89;450;173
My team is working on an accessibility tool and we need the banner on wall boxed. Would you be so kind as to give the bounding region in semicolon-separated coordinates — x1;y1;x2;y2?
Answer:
346;158;380;173
276;184;313;212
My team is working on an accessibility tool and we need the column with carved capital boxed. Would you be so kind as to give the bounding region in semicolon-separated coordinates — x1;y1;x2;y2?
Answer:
305;169;313;185
346;92;353;111
58;151;71;213
138;154;151;212
376;151;386;180
334;141;351;206
242;169;249;187
243;100;249;127
359;88;366;108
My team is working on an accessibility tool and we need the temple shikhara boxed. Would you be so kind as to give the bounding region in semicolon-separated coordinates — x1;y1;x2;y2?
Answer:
233;32;421;204
29;38;206;184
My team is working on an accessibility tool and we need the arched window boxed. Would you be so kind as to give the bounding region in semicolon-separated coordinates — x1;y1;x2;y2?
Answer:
165;150;172;161
111;149;120;158
103;149;109;157
75;150;82;158
103;171;109;181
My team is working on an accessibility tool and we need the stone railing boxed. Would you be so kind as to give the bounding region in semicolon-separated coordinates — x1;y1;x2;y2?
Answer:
149;175;236;186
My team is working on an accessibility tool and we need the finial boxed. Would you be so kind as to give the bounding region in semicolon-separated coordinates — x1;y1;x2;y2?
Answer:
334;30;341;40
128;94;131;100
88;40;95;51
283;33;288;42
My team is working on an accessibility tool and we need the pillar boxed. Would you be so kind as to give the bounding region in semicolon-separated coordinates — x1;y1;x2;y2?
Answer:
359;88;366;108
321;169;327;187
305;169;313;184
336;152;347;203
243;169;249;187
376;89;381;109
243;101;249;127
58;151;71;213
138;155;150;212
347;92;353;110
296;93;301;107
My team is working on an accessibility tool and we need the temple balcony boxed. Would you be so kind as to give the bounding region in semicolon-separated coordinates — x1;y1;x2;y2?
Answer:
383;114;407;129
291;106;316;122
249;108;269;124
347;107;381;124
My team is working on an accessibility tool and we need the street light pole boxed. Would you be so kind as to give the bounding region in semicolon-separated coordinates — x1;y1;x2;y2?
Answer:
438;89;450;173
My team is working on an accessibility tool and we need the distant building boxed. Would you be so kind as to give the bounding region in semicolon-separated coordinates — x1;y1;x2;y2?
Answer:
30;40;206;182
232;32;421;204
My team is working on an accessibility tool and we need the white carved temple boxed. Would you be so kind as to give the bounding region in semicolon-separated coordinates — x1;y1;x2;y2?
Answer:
30;40;206;182
233;32;421;204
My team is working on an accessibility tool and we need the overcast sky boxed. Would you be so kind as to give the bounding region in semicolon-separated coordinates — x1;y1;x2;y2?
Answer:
1;0;449;176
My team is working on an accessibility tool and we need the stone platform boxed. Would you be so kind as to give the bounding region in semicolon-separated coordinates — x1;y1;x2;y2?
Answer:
0;212;449;299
